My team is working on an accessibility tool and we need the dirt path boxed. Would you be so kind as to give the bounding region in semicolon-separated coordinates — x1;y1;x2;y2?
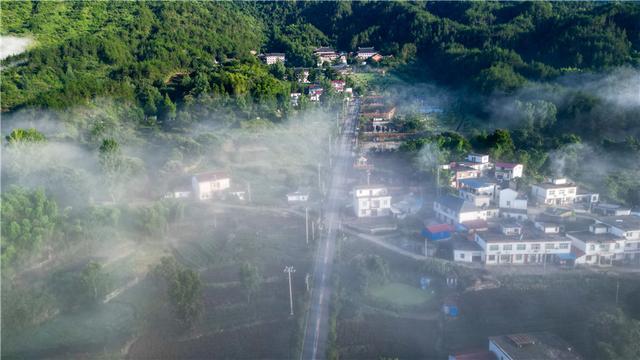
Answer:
344;228;428;260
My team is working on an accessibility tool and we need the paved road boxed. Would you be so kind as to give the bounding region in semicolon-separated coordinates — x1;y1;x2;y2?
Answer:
300;100;358;360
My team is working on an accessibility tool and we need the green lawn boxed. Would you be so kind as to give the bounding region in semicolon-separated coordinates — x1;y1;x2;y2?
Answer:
368;282;432;307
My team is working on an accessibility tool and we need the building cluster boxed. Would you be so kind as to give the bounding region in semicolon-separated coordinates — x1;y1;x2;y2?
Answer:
428;153;640;267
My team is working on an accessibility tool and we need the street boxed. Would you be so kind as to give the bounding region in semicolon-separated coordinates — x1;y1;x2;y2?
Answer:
300;99;358;360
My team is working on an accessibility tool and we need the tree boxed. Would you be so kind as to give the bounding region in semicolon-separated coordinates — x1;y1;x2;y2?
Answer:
351;254;389;293
168;268;203;327
79;262;111;305
586;309;640;360
239;262;261;303
98;138;143;202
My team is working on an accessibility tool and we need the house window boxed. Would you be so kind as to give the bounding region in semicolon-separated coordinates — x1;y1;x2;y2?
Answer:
460;253;465;259
516;244;526;251
500;255;511;262
586;256;592;261
515;254;523;261
531;244;541;251
545;243;555;250
615;243;620;249
590;244;595;251
506;201;511;207
489;245;499;251
559;243;569;249
503;244;513;251
488;255;496;261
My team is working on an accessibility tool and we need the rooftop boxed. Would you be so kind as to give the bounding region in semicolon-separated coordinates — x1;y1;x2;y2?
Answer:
596;215;640;231
314;46;336;53
264;52;285;57
451;238;484;252
479;224;566;243
533;181;577;190
495;162;522;169
358;47;375;52
459;178;497;189
489;332;583;360
435;194;478;213
567;230;623;243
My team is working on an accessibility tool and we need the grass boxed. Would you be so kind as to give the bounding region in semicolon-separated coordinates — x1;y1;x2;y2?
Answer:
368;282;432;307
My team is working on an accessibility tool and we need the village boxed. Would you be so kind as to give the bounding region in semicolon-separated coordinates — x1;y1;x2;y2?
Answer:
156;44;640;360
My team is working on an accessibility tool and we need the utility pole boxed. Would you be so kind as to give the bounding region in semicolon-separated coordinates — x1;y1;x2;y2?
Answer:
615;279;620;306
305;207;309;245
247;181;252;203
329;133;333;168
317;163;321;190
312;217;316;242
284;266;296;316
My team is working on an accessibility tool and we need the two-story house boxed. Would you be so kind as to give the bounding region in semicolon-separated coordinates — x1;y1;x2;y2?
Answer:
448;164;481;189
458;178;498;208
262;53;285;65
499;188;528;220
191;171;231;200
434;194;487;225
531;178;577;206
314;46;338;65
474;221;572;265
494;162;523;181
567;223;626;266
595;215;640;263
356;47;377;59
353;185;392;217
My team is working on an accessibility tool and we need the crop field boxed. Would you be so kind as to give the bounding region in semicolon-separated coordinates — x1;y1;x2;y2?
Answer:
368;282;433;307
128;206;314;359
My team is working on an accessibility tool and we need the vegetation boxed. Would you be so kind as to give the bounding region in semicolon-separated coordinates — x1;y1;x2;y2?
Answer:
151;256;203;328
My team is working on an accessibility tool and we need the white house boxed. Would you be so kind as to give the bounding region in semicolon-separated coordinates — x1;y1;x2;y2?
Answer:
164;188;192;199
331;80;345;93
290;92;302;107
458;178;498;207
433;194;486;225
308;85;323;102
191;171;231;200
498;188;528;220
494;162;523;181
262;53;285;65
314;46;338;65
353;185;392;217
567;223;626;266
287;190;310;203
451;238;484;263
531;178;577;206
474;221;572;265
595;215;640;263
356;47;377;59
462;153;492;173
534;221;561;234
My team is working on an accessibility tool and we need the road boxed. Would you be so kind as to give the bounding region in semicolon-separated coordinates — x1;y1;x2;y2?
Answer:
300;99;358;360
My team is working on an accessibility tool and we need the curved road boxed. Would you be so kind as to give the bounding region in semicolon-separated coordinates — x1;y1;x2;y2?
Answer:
300;99;358;360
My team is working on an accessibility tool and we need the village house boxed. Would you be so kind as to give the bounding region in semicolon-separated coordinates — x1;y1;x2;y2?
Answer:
353;185;392;217
451;237;485;263
191;171;231;200
353;154;372;170
499;188;528;221
594;215;640;263
531;178;577;206
261;53;285;65
356;46;377;59
489;332;583;360
164;185;192;199
567;223;625;266
286;190;310;203
332;63;352;76
307;85;323;102
314;46;338;65
494;162;523;181
474;221;572;265
592;203;631;216
463;153;492;173
448;164;481;189
534;221;561;234
458;178;498;207
294;67;310;83
290;92;302;107
331;79;345;93
433;194;487;225
360;105;397;121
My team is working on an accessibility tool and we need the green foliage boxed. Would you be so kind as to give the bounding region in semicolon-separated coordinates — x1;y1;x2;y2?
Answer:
151;256;203;328
51;261;112;310
239;262;261;303
350;254;390;293
1;186;58;273
5;128;47;145
586;309;640;360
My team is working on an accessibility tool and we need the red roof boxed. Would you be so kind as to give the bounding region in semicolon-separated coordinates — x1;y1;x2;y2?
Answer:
495;162;521;169
426;224;454;233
